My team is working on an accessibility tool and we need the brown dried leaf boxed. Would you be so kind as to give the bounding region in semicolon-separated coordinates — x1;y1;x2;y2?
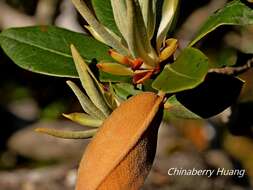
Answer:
76;92;164;190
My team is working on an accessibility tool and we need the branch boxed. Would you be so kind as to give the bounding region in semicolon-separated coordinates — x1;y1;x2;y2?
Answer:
208;58;253;75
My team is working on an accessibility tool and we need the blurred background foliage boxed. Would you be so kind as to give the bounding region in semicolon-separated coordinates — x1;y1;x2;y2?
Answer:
0;0;253;189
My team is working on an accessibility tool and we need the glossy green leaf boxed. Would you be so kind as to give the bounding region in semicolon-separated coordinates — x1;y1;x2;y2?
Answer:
0;26;113;77
91;0;121;36
189;0;253;46
112;83;141;100
176;73;244;118
152;47;209;93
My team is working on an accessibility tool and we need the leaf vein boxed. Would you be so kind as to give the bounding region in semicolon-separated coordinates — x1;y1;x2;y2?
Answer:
167;66;198;80
1;34;72;58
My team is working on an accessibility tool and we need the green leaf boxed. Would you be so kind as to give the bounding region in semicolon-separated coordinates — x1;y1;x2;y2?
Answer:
71;0;128;55
110;0;128;42
91;0;121;36
156;0;179;50
35;128;97;139
205;47;237;68
152;47;209;93
0;26;112;77
189;0;253;46
126;0;158;66
112;83;141;100
142;79;158;93
97;62;134;76
103;90;119;110
66;80;106;120
71;45;111;117
165;96;201;119
99;70;132;83
139;0;157;39
216;47;237;68
176;73;244;118
63;113;103;127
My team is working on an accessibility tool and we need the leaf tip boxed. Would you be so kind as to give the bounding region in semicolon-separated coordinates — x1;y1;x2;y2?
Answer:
62;113;71;119
70;44;77;55
34;127;46;134
66;80;73;86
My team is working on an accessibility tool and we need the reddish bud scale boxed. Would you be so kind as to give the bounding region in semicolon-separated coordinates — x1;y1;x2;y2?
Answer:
133;70;154;84
108;49;130;65
130;58;144;70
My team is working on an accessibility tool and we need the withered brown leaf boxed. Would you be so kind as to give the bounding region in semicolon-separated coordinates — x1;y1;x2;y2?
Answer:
76;92;164;190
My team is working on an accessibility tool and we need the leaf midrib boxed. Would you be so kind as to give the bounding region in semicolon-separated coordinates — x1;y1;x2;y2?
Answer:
167;65;199;80
1;33;72;59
